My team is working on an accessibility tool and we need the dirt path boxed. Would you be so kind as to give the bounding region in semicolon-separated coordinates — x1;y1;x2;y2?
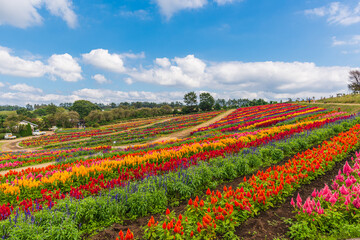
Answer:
0;110;235;176
0;132;53;152
2;118;174;152
0;161;56;176
0;150;105;176
113;109;236;150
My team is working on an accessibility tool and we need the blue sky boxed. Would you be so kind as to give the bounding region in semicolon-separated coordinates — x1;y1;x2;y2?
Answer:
0;0;360;105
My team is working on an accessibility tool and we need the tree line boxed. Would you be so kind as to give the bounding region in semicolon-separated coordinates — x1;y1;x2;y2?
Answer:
0;93;272;132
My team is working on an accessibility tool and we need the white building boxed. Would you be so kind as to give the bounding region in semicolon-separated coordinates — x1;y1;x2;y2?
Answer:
19;120;38;131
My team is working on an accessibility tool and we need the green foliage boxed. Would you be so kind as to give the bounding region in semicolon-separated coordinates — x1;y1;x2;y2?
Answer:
183;92;198;112
19;123;32;137
70;100;100;119
199;92;215;111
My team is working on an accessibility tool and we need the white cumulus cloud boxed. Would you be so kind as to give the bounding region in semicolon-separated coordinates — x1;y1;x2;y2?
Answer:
0;46;82;82
47;53;83;82
129;55;208;88
43;0;78;28
82;49;126;73
92;74;111;84
0;46;46;77
0;0;77;28
305;2;360;26
128;54;353;96
9;83;42;93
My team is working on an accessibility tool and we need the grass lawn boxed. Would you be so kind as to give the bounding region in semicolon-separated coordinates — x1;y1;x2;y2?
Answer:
317;93;360;104
303;103;360;114
0;111;16;116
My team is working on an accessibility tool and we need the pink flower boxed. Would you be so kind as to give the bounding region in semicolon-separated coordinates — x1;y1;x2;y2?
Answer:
296;193;302;208
290;198;295;207
336;172;345;182
329;195;337;205
311;189;317;198
343;161;353;176
344;195;352;206
353;162;360;170
353;196;360;209
339;185;350;195
346;177;353;187
332;181;339;190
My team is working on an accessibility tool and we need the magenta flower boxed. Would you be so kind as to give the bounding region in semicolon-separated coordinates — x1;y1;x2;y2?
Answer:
344;195;352;206
353;196;360;209
346;177;353;187
353;162;360;170
336;172;345;182
329;195;337;205
332;181;339;190
343;161;353;176
290;198;295;207
311;189;317;198
296;193;302;208
339;185;350;195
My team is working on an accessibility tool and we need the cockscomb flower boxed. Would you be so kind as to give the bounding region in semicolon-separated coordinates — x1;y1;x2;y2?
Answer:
343;161;353;176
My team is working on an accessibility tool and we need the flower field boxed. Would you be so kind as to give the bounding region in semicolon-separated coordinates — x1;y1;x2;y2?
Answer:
44;110;224;149
0;103;359;239
19;118;162;147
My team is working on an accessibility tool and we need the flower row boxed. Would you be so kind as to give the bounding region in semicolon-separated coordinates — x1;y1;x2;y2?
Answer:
144;123;360;239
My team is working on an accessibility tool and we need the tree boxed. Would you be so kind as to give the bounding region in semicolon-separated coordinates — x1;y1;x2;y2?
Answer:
16;108;34;118
199;92;215;111
183;92;198;113
348;70;360;93
0;114;7;128
19;123;32;137
160;105;172;115
45;104;57;115
214;102;221;110
70;100;100;119
85;110;105;124
26;104;33;111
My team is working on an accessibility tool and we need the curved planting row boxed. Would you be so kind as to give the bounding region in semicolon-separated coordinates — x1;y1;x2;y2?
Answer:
0;146;110;171
0;115;352;217
191;103;326;135
143;123;360;239
20;118;160;147
46;110;224;149
0;114;357;239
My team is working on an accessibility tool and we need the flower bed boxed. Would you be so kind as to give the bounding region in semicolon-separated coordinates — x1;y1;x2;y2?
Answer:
144;123;360;239
288;151;360;239
19;118;160;147
47;111;224;149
